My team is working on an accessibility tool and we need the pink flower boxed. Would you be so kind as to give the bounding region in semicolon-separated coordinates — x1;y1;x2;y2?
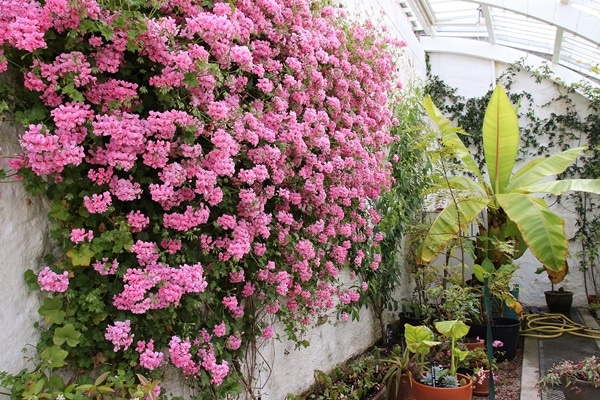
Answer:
105;320;133;351
37;267;69;292
70;228;93;243
213;322;226;337
227;335;242;350
262;326;273;339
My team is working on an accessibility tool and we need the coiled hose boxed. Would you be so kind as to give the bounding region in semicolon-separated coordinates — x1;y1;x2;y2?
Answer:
520;312;600;339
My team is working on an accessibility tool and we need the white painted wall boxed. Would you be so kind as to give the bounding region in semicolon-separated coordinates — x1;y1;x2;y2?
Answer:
0;121;48;374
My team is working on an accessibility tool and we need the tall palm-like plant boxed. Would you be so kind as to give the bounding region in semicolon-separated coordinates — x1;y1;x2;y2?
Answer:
419;84;600;278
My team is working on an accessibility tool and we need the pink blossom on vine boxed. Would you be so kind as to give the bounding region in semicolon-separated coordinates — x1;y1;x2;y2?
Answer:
241;282;255;297
163;205;209;231
226;335;242;350
83;191;112;213
105;320;133;351
137;339;164;370
213;322;226;337
168;336;200;376
70;228;93;243
37;266;69;292
160;239;182;254
130;240;159;266
262;326;273;339
92;257;119;275
126;210;150;233
109;176;142;201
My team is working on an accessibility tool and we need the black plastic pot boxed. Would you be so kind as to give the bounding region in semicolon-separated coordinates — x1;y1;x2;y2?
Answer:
545;290;573;313
398;312;427;335
467;317;521;362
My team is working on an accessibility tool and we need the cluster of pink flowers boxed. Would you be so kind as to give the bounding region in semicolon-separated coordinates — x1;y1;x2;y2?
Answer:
37;266;69;292
104;320;134;352
1;0;404;387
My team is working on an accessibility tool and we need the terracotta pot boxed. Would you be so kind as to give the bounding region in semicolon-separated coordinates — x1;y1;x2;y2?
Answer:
472;369;491;396
410;373;473;400
561;377;600;400
463;337;484;351
587;294;600;305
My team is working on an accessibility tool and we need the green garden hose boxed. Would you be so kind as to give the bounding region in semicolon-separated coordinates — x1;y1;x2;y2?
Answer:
520;313;600;340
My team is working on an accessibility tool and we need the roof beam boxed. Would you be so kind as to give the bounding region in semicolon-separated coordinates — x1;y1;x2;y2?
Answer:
480;5;496;44
421;36;599;89
460;0;600;46
552;28;564;64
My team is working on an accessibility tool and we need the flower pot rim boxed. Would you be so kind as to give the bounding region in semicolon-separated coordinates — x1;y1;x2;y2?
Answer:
544;290;574;295
411;372;473;389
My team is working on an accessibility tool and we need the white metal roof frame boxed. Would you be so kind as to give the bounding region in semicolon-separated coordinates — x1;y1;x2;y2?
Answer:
400;0;600;82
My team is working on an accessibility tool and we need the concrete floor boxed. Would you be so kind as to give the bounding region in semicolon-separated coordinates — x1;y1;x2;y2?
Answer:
520;307;600;400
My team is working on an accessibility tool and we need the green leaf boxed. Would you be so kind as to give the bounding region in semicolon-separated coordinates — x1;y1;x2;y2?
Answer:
53;323;81;347
509;146;588;190
24;269;40;290
38;297;66;325
94;371;111;386
40;345;68;369
434;319;469;340
483;85;519;195
519;178;600;196
49;200;70;221
498;193;567;272
418;197;489;264
404;324;439;356
66;244;95;266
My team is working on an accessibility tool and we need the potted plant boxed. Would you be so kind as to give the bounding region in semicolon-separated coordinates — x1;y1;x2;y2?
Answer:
544;286;574;313
404;320;473;400
380;344;418;400
419;84;600;289
538;355;600;400
589;302;600;319
460;340;504;396
465;260;522;362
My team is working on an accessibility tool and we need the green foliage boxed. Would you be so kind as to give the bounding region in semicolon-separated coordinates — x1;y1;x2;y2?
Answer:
425;60;600;293
0;368;160;400
361;82;434;341
290;348;385;400
420;84;600;278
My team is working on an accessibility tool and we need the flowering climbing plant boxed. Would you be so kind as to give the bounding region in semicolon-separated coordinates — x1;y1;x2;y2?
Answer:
0;0;404;398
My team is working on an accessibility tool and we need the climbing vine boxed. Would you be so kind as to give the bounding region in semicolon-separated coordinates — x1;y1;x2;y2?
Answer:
0;0;405;398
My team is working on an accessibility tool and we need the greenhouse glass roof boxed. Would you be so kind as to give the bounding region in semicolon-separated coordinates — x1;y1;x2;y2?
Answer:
400;0;600;81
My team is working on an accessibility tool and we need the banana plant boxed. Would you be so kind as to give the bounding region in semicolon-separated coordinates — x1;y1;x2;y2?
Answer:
418;84;600;280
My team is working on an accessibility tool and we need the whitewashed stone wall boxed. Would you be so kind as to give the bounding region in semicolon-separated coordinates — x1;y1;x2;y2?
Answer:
0;121;48;375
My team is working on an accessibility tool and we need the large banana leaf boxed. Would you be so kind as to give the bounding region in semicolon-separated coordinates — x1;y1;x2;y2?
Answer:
424;95;485;182
483;85;519;195
509;146;588;190
497;193;567;272
519;179;600;196
419;196;489;264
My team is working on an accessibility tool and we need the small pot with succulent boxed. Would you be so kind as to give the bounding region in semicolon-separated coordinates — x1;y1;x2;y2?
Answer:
404;320;474;400
538;355;600;400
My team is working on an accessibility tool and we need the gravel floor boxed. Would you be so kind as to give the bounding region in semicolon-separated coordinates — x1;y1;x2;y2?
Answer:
473;338;524;400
